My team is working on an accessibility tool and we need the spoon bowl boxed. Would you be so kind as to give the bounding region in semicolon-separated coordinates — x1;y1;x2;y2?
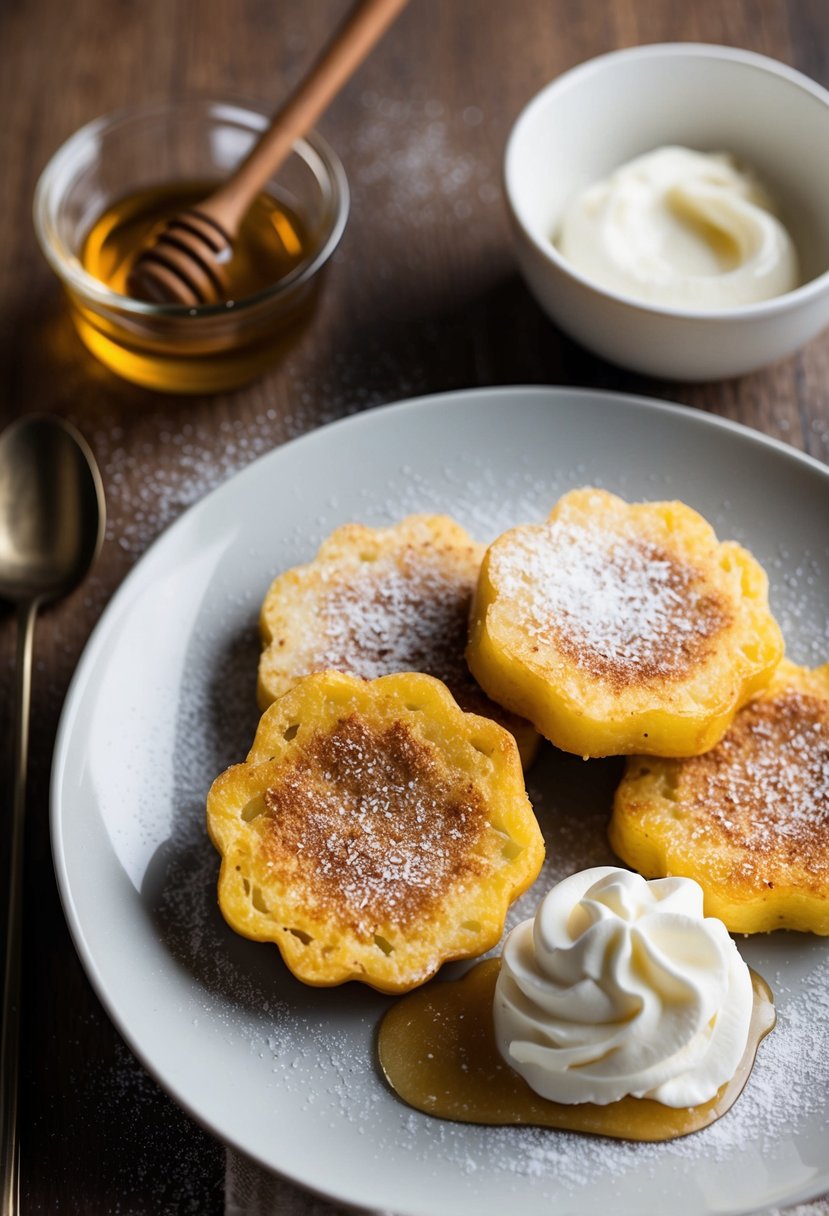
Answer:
0;414;104;1216
0;416;105;604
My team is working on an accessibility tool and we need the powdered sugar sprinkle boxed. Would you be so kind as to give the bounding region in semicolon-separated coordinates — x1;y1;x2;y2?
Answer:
492;516;727;685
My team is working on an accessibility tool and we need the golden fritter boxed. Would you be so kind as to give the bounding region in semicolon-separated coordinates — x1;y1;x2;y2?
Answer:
207;670;545;992
467;488;783;758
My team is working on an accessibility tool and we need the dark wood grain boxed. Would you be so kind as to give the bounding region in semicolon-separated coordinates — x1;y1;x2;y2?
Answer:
0;1;827;1212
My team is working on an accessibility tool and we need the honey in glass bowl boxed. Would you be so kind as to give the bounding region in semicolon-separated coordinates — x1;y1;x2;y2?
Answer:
82;181;310;302
34;100;349;394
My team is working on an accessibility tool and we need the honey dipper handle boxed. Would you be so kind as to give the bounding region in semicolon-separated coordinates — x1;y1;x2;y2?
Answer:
205;0;408;234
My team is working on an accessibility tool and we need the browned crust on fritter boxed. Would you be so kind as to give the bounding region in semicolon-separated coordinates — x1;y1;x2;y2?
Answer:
260;712;489;934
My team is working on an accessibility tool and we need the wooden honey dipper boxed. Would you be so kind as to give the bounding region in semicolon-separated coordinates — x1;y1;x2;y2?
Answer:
128;0;407;306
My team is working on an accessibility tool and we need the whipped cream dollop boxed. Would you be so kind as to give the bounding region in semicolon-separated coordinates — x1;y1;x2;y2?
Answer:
494;867;753;1107
556;146;799;310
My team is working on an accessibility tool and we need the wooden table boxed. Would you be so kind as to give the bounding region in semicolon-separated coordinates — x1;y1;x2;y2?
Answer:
1;1;827;1211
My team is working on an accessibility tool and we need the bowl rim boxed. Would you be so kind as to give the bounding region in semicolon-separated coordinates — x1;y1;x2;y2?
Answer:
32;96;351;319
504;41;829;323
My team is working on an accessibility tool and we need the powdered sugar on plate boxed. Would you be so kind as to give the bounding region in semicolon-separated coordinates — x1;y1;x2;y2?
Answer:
54;389;829;1216
149;459;829;1205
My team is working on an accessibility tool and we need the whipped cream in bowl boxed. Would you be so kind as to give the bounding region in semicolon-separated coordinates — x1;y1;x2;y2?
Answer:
502;43;829;378
493;866;754;1107
556;147;799;310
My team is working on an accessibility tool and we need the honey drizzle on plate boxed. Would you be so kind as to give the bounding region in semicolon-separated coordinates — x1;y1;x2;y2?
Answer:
378;958;775;1141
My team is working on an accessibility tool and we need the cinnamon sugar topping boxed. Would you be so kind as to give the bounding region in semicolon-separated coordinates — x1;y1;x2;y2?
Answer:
316;549;473;687
678;692;829;878
261;713;489;934
310;546;513;724
494;521;730;687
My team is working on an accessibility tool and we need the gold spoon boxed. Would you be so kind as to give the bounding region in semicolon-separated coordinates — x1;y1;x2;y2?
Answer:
0;416;105;1216
128;0;407;306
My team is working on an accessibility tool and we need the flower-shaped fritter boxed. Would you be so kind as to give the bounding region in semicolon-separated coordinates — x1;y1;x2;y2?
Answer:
467;488;783;758
611;659;829;934
207;670;545;992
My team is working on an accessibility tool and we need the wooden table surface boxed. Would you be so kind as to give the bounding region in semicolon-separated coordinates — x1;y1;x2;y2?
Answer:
1;0;828;1211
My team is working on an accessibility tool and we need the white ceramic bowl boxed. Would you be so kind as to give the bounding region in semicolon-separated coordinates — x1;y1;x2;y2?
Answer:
504;43;829;380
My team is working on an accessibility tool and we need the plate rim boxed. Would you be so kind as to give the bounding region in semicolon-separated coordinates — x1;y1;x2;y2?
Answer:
50;384;829;1214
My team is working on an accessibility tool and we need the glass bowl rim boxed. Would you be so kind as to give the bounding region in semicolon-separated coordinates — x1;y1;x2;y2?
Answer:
32;96;351;319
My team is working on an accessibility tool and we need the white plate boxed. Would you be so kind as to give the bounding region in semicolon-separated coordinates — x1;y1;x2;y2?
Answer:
52;387;829;1216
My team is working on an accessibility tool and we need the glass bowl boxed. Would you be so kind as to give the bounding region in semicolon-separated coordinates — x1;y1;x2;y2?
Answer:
34;98;350;393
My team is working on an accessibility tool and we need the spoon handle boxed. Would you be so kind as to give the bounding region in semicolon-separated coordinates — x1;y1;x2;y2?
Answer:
1;598;37;1216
